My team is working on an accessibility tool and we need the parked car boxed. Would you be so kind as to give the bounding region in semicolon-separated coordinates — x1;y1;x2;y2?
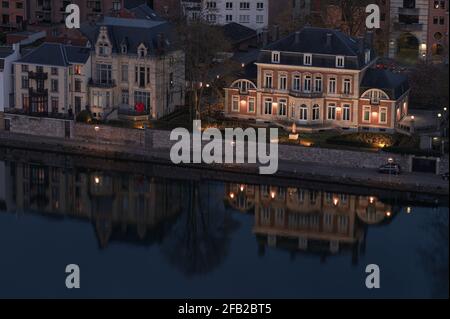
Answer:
378;163;402;175
442;172;449;181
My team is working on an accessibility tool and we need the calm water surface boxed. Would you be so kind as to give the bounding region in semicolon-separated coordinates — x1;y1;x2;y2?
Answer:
0;157;448;299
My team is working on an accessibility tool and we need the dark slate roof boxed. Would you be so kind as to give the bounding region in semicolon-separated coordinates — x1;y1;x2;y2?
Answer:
0;46;14;58
128;3;165;21
361;68;410;100
16;43;90;67
80;17;176;55
258;27;375;70
124;0;146;9
221;22;257;45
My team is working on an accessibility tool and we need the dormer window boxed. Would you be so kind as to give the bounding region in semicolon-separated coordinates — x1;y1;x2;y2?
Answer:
336;56;345;68
121;44;127;54
365;49;371;64
304;54;312;66
272;51;280;63
138;43;147;58
98;43;109;56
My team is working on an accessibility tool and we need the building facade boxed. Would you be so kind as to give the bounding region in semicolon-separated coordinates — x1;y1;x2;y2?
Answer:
224;27;410;132
181;0;269;31
388;0;449;63
0;0;29;30
12;43;91;117
81;16;185;120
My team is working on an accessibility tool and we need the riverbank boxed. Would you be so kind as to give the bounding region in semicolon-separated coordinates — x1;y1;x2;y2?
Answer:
0;131;448;196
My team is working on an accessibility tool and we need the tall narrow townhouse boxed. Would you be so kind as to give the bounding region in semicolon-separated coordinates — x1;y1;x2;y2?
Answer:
225;27;410;133
12;43;91;117
80;16;185;121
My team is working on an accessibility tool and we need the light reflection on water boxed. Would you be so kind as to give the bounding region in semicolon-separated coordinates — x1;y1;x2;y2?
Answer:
0;158;448;298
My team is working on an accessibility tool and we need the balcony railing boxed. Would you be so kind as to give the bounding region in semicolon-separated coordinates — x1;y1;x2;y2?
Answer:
289;91;323;98
29;88;48;96
28;71;48;80
393;22;423;32
88;78;116;88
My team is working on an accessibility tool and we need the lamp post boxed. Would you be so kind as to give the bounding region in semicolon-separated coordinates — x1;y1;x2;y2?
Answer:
388;157;394;183
94;125;100;150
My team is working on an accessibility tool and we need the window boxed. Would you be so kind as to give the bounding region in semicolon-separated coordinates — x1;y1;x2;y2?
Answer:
343;104;351;121
343;78;351;95
51;67;58;75
379;107;388;124
264;98;273;115
303;75;312;92
113;1;121;10
327;103;336;120
226;14;233;22
207;14;216;22
96;64;112;84
206;2;217;9
240;2;250;10
312;104;320;120
256;15;264;24
264;73;273;88
279;74;287;90
363;106;371;122
21;64;28;72
239;15;250;23
299;104;308;120
328;77;336;93
98;43;109;56
336;56;345;68
275;208;285;226
226;2;233;9
92;91;111;108
232;96;240;112
363;89;389;104
51;97;58;113
51;79;58;92
304;54;312;66
21;76;28;89
22;94;29;111
74;65;81;75
134;91;151;111
272;52;280;63
121;64;128;82
278;99;287;116
256;2;264;10
121;90;129;105
314;76;322;92
74;79;82;92
293;74;301;91
248;97;255;113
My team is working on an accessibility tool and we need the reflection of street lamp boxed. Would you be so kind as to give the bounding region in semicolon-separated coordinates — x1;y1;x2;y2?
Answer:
270;191;276;199
386;211;392;217
94;176;101;185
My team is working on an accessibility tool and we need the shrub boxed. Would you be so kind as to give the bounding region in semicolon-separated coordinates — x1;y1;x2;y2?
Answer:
76;110;92;123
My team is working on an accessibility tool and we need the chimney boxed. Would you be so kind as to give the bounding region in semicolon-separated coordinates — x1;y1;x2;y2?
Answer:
272;24;280;42
294;31;301;44
12;43;20;53
262;28;269;47
326;33;333;47
364;30;374;49
157;33;165;50
357;36;364;53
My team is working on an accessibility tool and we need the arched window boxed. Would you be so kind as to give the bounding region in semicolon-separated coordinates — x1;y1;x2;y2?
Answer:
231;79;257;94
362;89;389;104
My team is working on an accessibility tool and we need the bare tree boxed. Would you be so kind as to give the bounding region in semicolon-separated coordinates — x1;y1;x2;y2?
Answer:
175;20;232;121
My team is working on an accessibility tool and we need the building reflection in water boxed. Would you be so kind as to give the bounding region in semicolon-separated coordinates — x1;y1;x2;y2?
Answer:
2;161;184;249
1;159;400;272
224;183;397;263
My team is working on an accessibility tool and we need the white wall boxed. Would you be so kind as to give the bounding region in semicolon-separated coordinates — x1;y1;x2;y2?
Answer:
0;44;20;112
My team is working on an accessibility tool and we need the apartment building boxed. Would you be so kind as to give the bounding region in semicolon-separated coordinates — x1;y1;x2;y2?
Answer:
427;0;448;62
0;0;29;30
80;16;185;120
12;42;91;116
224;27;410;132
0;43;20;113
388;0;440;62
182;0;269;30
29;0;124;25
